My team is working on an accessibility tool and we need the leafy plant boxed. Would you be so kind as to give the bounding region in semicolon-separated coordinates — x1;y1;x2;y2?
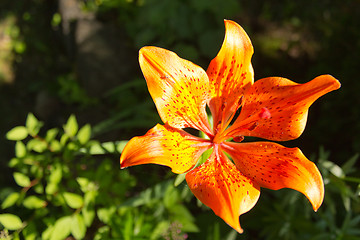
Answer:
1;113;197;239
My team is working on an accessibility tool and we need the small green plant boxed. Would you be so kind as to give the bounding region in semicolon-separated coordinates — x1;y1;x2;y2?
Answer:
1;113;197;239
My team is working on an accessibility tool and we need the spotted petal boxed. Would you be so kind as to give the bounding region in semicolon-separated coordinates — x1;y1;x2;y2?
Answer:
139;47;211;135
185;148;260;233
223;141;324;211
120;124;211;174
225;75;341;141
207;20;254;132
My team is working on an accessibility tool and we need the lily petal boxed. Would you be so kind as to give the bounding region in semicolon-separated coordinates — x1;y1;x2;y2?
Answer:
223;141;324;211
139;46;212;135
186;148;260;233
226;75;341;141
207;20;254;132
120;124;211;174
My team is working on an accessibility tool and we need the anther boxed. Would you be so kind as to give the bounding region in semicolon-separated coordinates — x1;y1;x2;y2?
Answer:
233;136;244;142
248;122;258;131
238;96;244;107
221;102;226;111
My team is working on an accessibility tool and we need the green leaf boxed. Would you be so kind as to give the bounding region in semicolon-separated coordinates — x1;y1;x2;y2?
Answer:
1;192;20;209
26;113;42;136
150;221;170;240
123;211;133;240
341;153;359;175
34;183;44;194
71;214;86;239
322;160;344;178
49;163;62;184
84;190;98;205
45;128;59;142
117;140;128;153
22;222;37;240
60;134;69;146
15;141;27;158
82;206;95;227
174;173;186;187
63;192;83;209
8;157;19;168
64;115;78;137
50;216;72;240
13;172;31;187
97;207;116;224
45;182;58;195
76;177;89;192
6;126;28;141
50;140;61;152
77;124;91;145
163;185;180;208
42;225;54;240
23;196;46;209
88;141;105;154
0;214;23;230
101;142;116;153
27;138;48;153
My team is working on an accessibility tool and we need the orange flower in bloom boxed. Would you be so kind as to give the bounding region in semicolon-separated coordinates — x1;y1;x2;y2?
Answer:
120;20;341;233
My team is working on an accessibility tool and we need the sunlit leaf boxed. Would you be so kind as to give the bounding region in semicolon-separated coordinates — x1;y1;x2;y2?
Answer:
82;206;95;227
88;141;105;154
51;13;62;27
1;192;20;209
97;207;116;224
0;213;23;230
45;128;59;142
49;163;62;184
322;160;344;178
101;142;116;153
77;124;91;145
50;140;61;152
15;141;27;158
174;173;186;187
117;140;128;153
13;172;31;187
77;177;89;192
27;138;48;153
71;214;86;239
23;196;46;209
41;225;54;240
45;182;58;195
64;114;78;137
63;192;83;209
50;216;72;240
26;113;42;136
6;126;28;141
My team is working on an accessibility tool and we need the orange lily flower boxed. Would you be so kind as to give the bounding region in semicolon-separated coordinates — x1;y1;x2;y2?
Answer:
120;20;340;233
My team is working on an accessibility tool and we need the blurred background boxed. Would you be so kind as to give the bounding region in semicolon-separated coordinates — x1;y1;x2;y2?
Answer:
0;0;359;239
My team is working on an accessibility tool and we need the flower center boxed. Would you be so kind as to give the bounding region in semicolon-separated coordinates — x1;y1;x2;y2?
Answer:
211;107;271;144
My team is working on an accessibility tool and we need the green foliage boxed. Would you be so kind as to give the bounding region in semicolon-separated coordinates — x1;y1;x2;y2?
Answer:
0;214;22;231
57;74;97;107
1;113;196;239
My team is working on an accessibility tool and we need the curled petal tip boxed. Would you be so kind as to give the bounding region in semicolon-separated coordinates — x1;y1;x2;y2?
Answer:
317;74;341;89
